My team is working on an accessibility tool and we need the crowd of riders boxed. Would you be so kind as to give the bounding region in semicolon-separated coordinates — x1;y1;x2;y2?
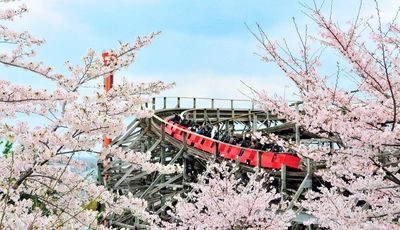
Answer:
170;113;284;152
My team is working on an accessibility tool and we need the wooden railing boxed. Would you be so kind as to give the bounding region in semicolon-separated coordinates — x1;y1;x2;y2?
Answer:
146;96;256;111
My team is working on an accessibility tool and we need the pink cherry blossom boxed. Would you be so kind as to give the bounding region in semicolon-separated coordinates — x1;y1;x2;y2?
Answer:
249;1;400;228
163;162;295;229
0;2;177;229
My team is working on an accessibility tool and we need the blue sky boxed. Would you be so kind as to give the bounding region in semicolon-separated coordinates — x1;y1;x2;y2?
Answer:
4;0;400;101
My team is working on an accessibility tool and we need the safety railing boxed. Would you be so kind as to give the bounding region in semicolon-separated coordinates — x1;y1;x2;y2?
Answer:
145;96;256;111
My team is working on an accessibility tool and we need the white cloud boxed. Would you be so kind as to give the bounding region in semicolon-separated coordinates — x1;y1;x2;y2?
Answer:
2;0;399;107
120;71;298;101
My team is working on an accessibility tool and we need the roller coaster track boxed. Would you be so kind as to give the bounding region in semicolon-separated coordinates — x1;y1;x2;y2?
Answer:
99;97;325;229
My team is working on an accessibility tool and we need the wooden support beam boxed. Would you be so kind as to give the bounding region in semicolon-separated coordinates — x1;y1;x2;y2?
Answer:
113;166;136;188
281;164;287;202
138;147;184;198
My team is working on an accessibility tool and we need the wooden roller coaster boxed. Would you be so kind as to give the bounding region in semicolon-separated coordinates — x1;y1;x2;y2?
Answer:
98;97;329;229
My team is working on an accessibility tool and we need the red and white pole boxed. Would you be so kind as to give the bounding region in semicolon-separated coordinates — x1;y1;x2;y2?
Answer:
102;52;114;148
101;51;116;227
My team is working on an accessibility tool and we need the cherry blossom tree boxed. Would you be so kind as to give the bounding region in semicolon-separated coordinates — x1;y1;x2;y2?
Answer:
163;162;295;230
248;0;400;229
0;1;178;229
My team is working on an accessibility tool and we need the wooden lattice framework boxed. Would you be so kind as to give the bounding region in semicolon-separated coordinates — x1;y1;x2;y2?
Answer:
98;97;328;229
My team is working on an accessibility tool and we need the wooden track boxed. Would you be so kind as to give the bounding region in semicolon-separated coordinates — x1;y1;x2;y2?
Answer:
99;97;324;228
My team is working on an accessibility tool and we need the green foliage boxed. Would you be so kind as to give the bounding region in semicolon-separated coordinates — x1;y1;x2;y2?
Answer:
82;199;98;211
0;140;13;156
19;193;51;216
